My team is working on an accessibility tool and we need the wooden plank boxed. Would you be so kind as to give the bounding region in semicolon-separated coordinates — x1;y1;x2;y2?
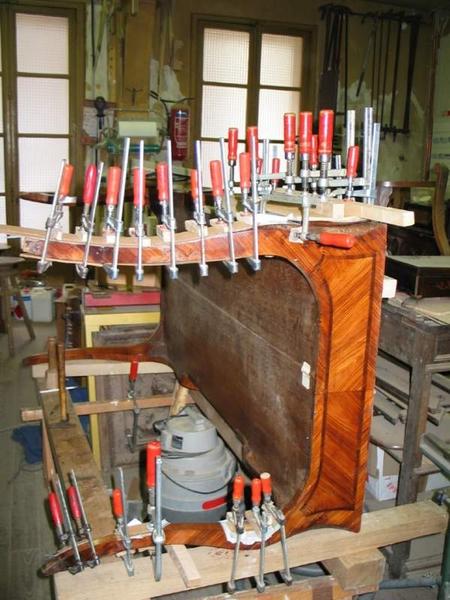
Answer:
53;501;447;600
21;394;190;422
32;359;173;379
344;202;415;226
41;421;55;483
38;378;115;539
166;545;202;588
207;576;351;599
323;548;385;593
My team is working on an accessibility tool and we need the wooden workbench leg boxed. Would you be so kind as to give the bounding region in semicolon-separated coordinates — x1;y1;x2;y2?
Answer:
1;275;14;356
10;274;35;340
390;335;435;578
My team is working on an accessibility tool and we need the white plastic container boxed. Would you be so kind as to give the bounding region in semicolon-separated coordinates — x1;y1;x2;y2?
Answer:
12;288;32;320
30;287;55;322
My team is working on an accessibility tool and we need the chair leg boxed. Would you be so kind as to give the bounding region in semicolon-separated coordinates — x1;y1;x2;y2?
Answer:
0;275;14;356
10;274;35;340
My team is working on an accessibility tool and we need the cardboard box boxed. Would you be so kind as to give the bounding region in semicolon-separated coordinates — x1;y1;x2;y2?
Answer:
366;444;399;501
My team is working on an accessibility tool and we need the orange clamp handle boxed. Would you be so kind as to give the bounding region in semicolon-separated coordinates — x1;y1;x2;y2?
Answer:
129;359;139;382
190;169;199;200
256;158;263;175
232;475;244;502
346;146;360;178
251;478;262;506
318;109;334;156
112;488;124;519
239;153;251;190
156;162;169;202
59;163;74;198
272;157;280;174
83;164;97;205
48;492;63;527
246;126;259;159
105;166;121;206
67;486;81;520
311;135;318;167
283;113;296;154
210;160;224;197
299;111;313;155
133;167;145;207
146;440;161;488
260;472;272;496
228;128;238;162
318;232;356;249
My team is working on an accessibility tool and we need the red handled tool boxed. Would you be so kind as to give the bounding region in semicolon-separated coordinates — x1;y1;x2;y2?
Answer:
299;112;313;193
157;140;178;279
317;110;334;200
227;127;238;191
271;157;280;188
37;161;75;274
307;231;356;249
112;488;124;519
67;485;82;533
283;113;296;191
103;166;121;233
146;440;164;581
76;161;104;279
227;474;245;593
251;477;267;592
69;470;100;567
193;142;209;277
53;474;84;573
218;137;239;274
113;467;134;576
260;472;292;586
49;491;66;547
80;164;97;232
133;140;146;281
345;145;360;199
127;359;140;452
246;126;259;160
239;152;251;208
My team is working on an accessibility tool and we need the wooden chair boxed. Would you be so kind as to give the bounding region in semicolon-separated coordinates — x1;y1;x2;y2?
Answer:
378;163;449;255
0;256;35;356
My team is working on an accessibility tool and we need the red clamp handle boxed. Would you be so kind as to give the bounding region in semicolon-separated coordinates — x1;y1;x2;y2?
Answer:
272;157;280;175
232;474;244;502
59;163;74;198
311;135;318;167
256;158;263;175
346;146;360;178
156;162;169;202
318;232;356;249
251;478;262;506
133;167;145;207
48;492;63;527
210;160;224;197
146;440;161;488
112;488;124;519
83;164;97;206
67;486;81;520
239;153;251;190
283;113;296;154
190;169;199;200
129;359;139;382
318;109;334;156
246;126;259;159
299;112;313;155
105;166;121;206
228;128;238;162
260;472;272;496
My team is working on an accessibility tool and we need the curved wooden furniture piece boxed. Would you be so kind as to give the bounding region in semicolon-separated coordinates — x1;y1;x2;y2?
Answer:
13;220;386;573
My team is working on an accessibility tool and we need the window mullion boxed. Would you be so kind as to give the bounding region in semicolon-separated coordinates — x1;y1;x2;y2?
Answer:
246;25;261;127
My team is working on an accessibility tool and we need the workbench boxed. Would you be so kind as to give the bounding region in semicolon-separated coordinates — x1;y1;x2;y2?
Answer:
377;300;450;576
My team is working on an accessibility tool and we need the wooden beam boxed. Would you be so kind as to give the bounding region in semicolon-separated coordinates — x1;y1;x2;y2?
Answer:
166;545;202;588
208;576;351;599
323;549;385;593
38;378;115;538
21;393;192;422
32;359;173;379
344;202;415;226
53;501;447;600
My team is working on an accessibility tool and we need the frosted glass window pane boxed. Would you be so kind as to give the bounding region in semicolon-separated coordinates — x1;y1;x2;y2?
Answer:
0;196;5;244
200;141;245;188
0;141;4;193
258;89;301;140
203;28;249;84
16;14;68;74
0;78;3;134
201;86;247;138
19;138;69;192
18;78;69;134
260;34;303;88
20;198;70;232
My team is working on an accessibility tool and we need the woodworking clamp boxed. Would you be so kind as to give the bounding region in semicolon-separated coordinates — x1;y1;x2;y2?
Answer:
227;474;245;593
112;468;135;576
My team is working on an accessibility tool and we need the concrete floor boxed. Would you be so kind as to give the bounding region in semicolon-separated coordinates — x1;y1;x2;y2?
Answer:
0;320;444;599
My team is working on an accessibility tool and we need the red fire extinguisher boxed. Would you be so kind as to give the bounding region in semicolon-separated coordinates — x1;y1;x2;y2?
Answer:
169;105;190;161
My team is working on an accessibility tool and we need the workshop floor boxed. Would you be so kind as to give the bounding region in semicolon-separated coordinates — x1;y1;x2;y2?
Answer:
0;321;443;600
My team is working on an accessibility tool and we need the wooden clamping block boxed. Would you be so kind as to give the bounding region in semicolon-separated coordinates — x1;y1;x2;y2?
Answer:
167;545;202;588
207;575;352;599
322;548;385;595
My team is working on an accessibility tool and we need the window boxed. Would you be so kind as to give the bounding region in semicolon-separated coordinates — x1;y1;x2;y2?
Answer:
0;29;5;243
194;19;313;185
0;2;84;230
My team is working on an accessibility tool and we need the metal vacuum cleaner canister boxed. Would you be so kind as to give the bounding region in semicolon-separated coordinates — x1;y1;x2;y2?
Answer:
159;407;236;523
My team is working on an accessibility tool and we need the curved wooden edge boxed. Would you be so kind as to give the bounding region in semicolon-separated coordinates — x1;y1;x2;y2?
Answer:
431;163;450;256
